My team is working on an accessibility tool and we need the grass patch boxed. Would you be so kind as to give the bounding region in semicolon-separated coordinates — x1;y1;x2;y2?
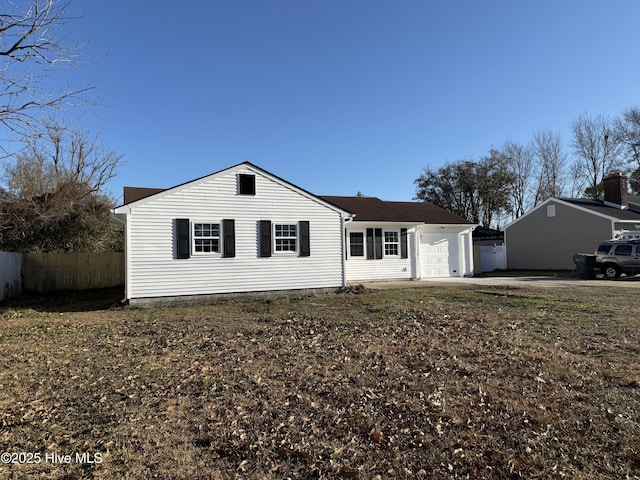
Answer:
0;285;639;478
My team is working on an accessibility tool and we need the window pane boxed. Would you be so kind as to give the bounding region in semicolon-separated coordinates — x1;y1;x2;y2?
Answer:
385;244;398;255
275;239;296;251
384;230;399;256
275;224;296;237
615;244;632;256
193;223;220;253
350;232;364;257
195;239;219;252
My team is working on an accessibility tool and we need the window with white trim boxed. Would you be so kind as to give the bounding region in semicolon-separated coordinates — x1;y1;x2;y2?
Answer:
349;231;365;257
384;230;399;256
193;223;220;253
275;224;297;252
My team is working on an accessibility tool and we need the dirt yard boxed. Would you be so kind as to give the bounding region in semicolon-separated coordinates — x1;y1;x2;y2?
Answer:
0;284;638;479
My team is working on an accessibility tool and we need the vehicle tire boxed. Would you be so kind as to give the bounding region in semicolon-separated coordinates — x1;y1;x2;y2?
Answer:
603;263;621;280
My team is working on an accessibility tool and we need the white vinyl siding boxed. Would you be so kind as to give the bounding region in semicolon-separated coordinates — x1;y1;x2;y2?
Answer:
344;223;474;282
123;165;345;299
345;223;415;282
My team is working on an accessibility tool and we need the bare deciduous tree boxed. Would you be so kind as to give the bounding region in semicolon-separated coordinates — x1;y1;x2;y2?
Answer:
502;140;534;219
532;129;568;204
0;0;90;139
3;119;122;199
571;113;624;199
0;120;123;252
615;105;640;168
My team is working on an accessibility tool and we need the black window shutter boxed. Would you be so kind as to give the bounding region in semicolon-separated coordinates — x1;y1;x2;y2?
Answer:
223;219;235;258
259;220;272;257
299;221;310;257
400;228;408;259
374;228;383;259
176;218;190;259
366;228;374;260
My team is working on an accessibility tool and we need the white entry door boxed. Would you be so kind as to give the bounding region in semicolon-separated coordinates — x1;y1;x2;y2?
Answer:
420;234;459;277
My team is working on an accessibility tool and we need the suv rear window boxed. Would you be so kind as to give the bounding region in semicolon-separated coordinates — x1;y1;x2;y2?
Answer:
596;244;612;254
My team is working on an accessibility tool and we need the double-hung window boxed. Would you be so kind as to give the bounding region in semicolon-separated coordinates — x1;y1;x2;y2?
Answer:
384;231;399;256
349;231;365;257
275;224;297;252
193;223;220;253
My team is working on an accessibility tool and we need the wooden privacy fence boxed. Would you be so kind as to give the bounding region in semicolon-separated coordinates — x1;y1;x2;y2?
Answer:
23;252;125;292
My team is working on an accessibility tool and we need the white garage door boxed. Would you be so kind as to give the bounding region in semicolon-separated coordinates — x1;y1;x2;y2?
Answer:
420;234;459;278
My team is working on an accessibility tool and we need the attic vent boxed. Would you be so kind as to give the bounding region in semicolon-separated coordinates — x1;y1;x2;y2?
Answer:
238;174;256;195
547;205;556;218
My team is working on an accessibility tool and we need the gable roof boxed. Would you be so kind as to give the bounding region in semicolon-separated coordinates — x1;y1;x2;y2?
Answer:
114;162;352;217
319;196;473;225
505;196;640;230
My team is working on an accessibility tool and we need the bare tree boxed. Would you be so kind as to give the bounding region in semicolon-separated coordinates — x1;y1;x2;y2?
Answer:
0;0;90;139
3;119;122;199
571;113;624;199
502;140;534;219
0;120;123;252
532;129;568;204
614;105;640;167
612;106;640;194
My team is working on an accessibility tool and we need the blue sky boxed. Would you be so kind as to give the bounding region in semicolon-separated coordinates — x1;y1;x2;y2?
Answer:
65;1;640;203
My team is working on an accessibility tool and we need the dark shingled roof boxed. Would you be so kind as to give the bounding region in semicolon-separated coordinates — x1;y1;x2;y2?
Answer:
123;187;166;204
560;198;640;221
120;186;472;226
319;196;473;224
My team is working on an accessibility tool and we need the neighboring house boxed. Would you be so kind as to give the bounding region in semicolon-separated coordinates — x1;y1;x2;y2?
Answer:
505;173;640;270
113;162;353;303
319;196;476;282
113;162;476;303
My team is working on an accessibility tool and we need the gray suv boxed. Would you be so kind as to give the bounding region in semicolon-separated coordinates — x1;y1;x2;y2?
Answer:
594;240;640;279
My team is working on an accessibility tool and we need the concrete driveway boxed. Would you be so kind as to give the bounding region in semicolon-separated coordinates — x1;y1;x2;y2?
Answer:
363;274;640;290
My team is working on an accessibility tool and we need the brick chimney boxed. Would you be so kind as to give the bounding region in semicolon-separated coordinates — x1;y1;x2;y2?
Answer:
603;172;629;208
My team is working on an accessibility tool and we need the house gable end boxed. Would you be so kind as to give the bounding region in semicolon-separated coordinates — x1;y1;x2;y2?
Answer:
504;197;635;232
114;162;351;217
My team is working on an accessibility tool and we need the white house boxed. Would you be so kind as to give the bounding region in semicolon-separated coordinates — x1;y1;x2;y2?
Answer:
113;162;353;303
321;196;476;282
113;162;476;303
